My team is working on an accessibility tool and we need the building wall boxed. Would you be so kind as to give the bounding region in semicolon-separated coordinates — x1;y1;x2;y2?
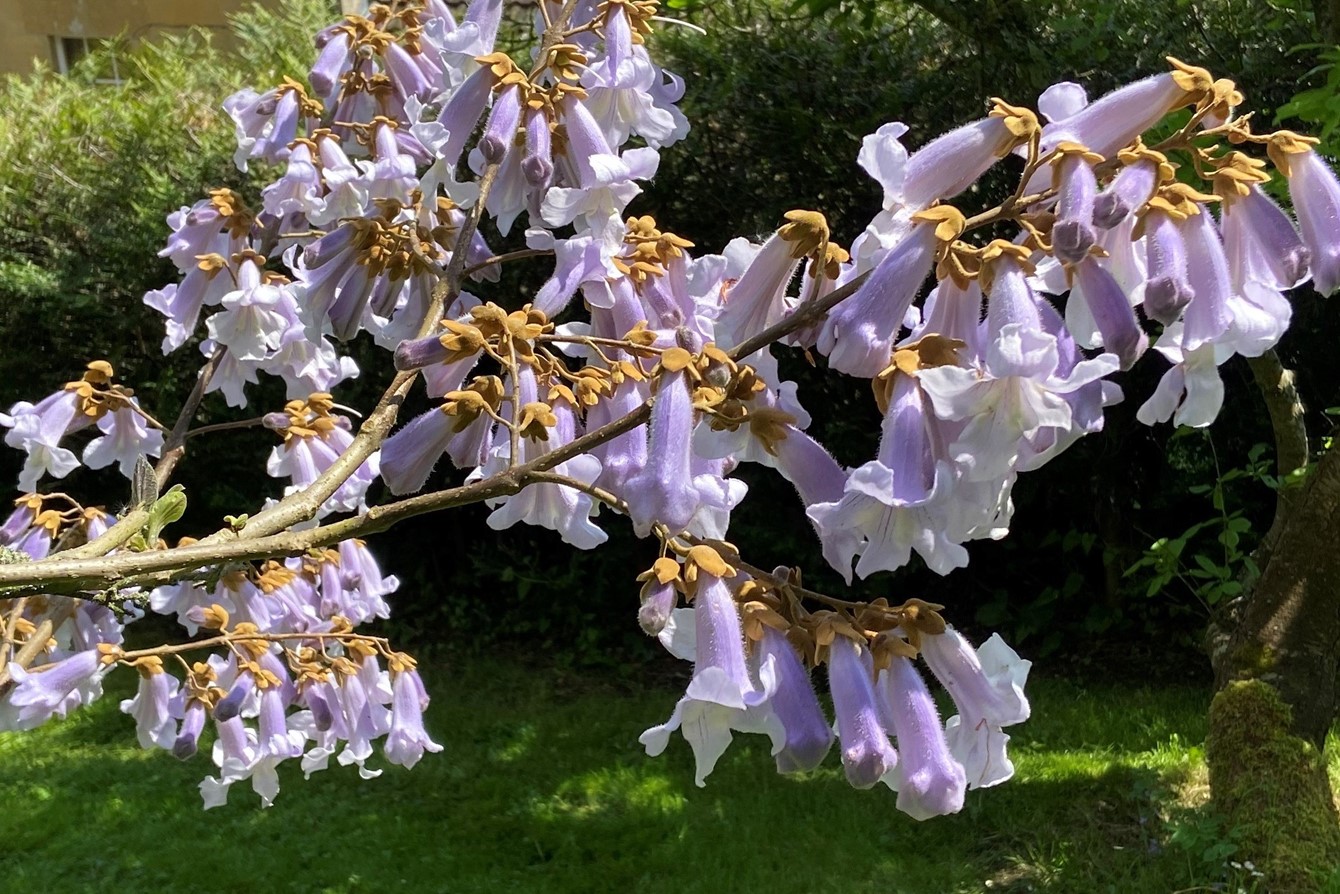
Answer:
0;1;544;78
0;0;287;76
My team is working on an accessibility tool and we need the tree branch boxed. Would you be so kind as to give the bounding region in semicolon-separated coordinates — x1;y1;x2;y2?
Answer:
153;345;225;489
194;163;506;548
0;399;653;597
1247;349;1310;572
0;152;1070;597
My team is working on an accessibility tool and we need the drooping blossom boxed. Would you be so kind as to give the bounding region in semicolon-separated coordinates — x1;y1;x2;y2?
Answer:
264;394;379;516
383;656;443;769
641;567;784;786
826;635;898;789
877;655;966;819
120;658;180;750
756;626;833;774
919;628;1031;789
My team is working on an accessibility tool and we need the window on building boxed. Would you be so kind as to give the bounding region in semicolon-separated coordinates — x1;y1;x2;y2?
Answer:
52;36;122;84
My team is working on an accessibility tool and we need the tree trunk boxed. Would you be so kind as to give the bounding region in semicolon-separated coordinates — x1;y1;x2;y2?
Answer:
1313;0;1340;45
1207;354;1340;891
1216;440;1340;746
1247;352;1310;569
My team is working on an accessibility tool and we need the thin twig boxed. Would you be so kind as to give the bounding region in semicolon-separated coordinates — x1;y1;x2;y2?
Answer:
529;0;585;82
154;345;226;490
462;247;553;279
727;268;871;361
527;471;890;617
444;161;501;297
122;399;170;433
184;417;268;439
536;333;660;353
0;596;28;667
40;493;84;512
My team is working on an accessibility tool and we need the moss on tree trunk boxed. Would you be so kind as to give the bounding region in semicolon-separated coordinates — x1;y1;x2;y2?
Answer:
1206;681;1340;890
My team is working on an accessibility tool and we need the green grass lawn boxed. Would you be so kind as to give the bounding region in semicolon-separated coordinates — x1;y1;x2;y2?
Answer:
0;659;1315;894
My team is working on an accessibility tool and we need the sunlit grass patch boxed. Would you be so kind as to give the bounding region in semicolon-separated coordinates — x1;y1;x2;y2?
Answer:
0;664;1235;894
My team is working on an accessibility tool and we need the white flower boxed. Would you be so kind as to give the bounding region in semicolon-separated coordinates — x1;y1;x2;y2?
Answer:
919;325;1118;482
83;405;165;479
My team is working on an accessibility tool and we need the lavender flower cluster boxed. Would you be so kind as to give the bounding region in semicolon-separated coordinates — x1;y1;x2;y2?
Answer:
0;0;1335;815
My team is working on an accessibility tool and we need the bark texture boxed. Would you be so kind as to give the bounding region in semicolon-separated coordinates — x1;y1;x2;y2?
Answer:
1314;0;1340;45
1246;352;1310;568
1207;351;1340;890
1215;442;1340;747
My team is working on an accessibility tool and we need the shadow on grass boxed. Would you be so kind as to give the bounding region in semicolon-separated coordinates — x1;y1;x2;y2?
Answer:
0;667;1211;894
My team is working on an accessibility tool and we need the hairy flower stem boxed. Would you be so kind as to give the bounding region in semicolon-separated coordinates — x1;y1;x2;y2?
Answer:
0;596;27;667
114;629;391;662
184;417;268;439
526;472;921;627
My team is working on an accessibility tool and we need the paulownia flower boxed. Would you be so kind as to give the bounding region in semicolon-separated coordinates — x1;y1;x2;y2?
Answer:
827;635;898;789
919;628;1031;790
640;571;784;786
877;655;966;819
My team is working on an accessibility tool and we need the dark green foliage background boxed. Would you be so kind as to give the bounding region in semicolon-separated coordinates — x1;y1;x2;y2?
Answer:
0;0;1336;673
